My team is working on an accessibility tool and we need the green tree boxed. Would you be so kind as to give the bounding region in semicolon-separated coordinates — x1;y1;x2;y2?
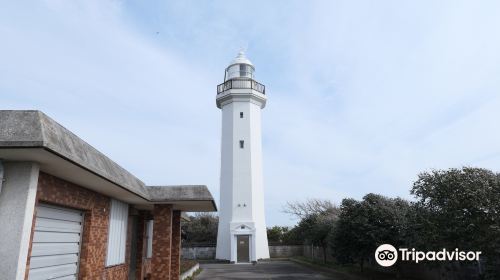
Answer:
267;226;289;244
329;194;411;270
330;198;365;266
281;225;305;245
181;213;218;244
283;199;339;263
306;212;337;264
291;211;338;264
411;167;500;279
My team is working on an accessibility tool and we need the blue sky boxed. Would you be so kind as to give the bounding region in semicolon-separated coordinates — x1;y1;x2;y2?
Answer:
2;1;500;226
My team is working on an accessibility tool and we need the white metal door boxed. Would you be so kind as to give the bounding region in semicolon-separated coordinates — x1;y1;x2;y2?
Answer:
29;204;84;280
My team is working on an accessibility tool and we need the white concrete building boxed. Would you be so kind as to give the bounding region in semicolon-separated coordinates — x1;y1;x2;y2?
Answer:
215;52;270;263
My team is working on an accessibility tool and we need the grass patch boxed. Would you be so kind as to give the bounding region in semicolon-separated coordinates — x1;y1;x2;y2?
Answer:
183;268;202;280
180;259;198;274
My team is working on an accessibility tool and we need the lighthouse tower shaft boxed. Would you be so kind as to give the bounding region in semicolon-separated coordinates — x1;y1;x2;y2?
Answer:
216;53;269;262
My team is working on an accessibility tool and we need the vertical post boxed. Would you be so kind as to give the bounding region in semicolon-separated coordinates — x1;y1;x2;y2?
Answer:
151;204;173;280
0;162;39;280
135;211;147;280
0;160;4;194
170;211;181;280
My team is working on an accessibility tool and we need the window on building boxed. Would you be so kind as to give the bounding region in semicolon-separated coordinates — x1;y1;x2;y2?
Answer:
146;220;154;258
106;199;129;266
240;112;244;118
239;140;244;149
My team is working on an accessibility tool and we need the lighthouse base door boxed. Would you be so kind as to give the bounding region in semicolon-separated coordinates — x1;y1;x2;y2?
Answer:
236;235;250;263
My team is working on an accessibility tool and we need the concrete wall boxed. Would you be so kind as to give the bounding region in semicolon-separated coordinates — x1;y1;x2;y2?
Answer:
0;162;39;280
268;245;303;258
181;245;342;261
182;246;217;260
183;245;304;260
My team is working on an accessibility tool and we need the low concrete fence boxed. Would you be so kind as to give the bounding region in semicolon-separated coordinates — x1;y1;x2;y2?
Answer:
181;244;305;260
269;245;303;258
182;245;216;260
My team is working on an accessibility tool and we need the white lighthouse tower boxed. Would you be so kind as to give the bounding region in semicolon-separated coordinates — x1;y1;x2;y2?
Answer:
215;52;270;263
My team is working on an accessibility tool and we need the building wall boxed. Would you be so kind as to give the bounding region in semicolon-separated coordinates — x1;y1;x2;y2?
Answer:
216;101;234;260
0;162;39;280
151;204;173;279
28;172;133;279
216;93;270;261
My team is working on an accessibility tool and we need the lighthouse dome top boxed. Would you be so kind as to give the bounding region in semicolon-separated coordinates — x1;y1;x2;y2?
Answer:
225;51;255;81
229;51;254;67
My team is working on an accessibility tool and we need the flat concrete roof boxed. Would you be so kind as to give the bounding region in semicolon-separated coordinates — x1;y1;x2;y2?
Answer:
148;185;217;211
0;110;216;211
148;185;215;201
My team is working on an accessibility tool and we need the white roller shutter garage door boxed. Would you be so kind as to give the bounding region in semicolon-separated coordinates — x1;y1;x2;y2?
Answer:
29;204;84;280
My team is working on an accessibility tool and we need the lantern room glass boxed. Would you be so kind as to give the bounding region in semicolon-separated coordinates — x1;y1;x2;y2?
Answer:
225;64;254;81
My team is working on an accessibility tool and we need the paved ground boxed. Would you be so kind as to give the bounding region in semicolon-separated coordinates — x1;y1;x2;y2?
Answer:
197;260;336;279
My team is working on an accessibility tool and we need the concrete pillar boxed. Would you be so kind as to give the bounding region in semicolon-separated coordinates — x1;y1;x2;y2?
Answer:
0;162;39;280
170;211;182;280
151;204;173;280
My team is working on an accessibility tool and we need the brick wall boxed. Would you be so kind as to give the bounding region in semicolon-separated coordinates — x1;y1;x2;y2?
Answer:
25;172;182;280
29;172;131;279
151;204;173;279
170;211;181;280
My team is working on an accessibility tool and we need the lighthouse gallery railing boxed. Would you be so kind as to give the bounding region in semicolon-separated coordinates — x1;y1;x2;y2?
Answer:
217;78;265;94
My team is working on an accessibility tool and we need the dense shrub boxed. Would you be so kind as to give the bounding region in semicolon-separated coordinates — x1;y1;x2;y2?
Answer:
410;167;500;279
181;213;218;244
283;167;500;279
329;194;411;269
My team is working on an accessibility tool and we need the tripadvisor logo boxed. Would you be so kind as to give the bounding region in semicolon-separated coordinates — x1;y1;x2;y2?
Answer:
375;244;482;267
375;244;398;267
